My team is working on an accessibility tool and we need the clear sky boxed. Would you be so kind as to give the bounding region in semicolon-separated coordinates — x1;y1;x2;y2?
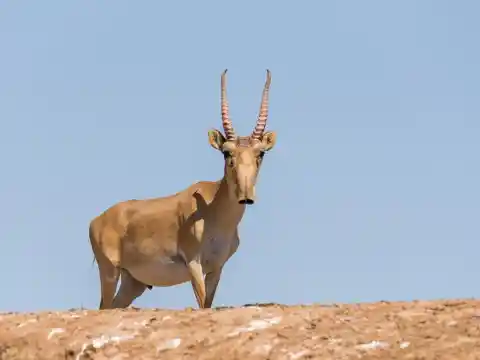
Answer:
1;1;479;312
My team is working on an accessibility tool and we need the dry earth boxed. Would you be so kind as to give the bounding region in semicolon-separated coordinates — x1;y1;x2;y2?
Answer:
1;299;480;359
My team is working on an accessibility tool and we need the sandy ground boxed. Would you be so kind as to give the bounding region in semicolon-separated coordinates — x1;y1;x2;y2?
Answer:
1;299;480;359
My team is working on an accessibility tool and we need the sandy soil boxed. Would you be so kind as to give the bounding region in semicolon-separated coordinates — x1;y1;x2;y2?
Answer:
1;299;480;359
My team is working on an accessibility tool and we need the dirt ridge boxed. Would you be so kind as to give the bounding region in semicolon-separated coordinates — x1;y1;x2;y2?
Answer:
1;299;480;359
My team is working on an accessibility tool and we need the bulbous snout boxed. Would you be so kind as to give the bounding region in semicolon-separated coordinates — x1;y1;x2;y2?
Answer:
236;167;256;205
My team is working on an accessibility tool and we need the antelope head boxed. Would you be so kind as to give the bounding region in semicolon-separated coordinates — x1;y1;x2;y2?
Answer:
208;69;277;205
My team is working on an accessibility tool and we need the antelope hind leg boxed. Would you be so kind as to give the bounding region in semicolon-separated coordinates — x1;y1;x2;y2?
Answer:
204;267;223;309
97;258;120;310
112;269;148;308
187;260;206;309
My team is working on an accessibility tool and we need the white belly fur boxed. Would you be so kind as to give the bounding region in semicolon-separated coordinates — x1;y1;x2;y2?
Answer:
126;236;236;287
127;256;190;287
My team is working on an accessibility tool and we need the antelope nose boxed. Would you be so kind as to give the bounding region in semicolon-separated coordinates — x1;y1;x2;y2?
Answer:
237;171;256;205
238;198;255;205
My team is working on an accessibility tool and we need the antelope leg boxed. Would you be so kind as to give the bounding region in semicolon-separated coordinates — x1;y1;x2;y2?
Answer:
112;269;148;308
97;258;120;310
187;260;206;309
204;267;223;309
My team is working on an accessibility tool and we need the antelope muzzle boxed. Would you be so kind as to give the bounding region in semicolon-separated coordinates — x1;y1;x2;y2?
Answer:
236;172;256;205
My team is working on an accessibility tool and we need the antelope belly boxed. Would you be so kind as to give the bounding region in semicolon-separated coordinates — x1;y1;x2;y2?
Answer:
127;256;190;287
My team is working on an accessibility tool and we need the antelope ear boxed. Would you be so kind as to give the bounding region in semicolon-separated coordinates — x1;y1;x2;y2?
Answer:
208;129;226;151
261;131;277;151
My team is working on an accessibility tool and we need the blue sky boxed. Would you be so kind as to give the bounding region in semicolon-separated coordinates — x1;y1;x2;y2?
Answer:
1;1;479;312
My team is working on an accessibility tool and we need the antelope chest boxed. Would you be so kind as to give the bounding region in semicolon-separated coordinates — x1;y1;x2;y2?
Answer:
200;235;235;271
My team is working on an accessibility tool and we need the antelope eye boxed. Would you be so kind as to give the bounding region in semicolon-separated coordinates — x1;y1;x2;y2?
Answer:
222;151;231;159
258;151;265;159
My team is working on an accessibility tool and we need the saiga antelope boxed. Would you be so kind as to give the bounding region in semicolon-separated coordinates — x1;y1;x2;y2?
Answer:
89;69;277;310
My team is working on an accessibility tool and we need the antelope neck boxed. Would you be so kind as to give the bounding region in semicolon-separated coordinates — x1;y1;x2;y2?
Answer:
210;177;246;228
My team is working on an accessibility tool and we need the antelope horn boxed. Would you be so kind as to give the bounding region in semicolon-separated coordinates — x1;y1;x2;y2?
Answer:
221;69;236;140
251;69;271;140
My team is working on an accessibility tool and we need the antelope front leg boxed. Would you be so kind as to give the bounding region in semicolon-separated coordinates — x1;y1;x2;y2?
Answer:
204;266;223;309
186;259;206;309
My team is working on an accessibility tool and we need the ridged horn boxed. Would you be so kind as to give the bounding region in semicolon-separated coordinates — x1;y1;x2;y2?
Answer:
221;69;236;140
251;69;271;140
